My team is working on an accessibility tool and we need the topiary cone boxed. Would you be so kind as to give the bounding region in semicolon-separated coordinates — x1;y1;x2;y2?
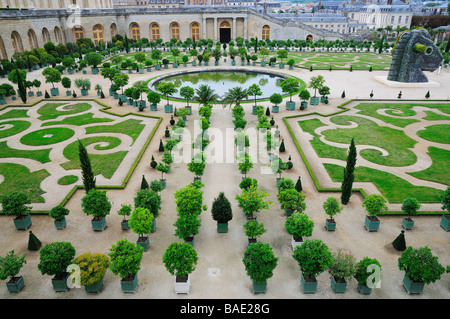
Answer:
392;230;406;251
28;231;42;251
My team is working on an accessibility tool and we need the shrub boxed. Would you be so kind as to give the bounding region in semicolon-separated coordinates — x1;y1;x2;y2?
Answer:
354;257;382;286
239;178;257;190
277;189;306;213
37;242;76;277
117;204;132;221
285;212;313;239
128;207;154;238
1;192;32;217
244;219;266;239
211;192;233;223
49;205;69;221
81;189;111;219
134;189;161;217
73;252;110;286
328;248;357;283
0;250;27;281
398;246;445;284
108;238;144;279
401;197;421;218
323;197;343;221
362;194;388;217
293;239;333;278
243;242;278;284
162;242;198;278
277;177;295;193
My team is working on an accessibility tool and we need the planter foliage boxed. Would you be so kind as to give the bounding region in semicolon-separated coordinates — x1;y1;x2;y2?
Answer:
398;246;445;285
285;212;314;239
162;242;198;278
73;252;110;287
0;250;27;283
81;189;112;219
108;238;144;280
211;192;233;224
277;189;306;214
243;242;278;284
354;257;382;292
328;248;357;284
129;207;154;239
37;241;76;278
293;239;333;279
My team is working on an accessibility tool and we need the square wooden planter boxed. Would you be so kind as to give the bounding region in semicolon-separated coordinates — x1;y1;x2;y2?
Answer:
136;236;150;252
357;282;373;295
164;104;173;113
13;214;32;230
217;222;229;233
121;219;130;230
292;236;303;250
6;276;25;293
121;274;138;293
91;217;107;231
440;215;450;231
271;105;279;113
84;279;103;294
331;276;347;293
365;215;380;232
175;274;190;294
252;280;267;294
286;101;296;111
325;218;336;231
402;217;415;230
300;273;317;294
52;272;70;292
54;217;66;230
402;274;424;295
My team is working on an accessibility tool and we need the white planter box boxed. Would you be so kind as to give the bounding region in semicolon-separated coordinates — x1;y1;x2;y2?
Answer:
174;274;190;294
292;237;303;250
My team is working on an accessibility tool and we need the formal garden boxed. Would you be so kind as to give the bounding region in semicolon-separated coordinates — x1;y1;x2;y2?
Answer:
0;33;449;300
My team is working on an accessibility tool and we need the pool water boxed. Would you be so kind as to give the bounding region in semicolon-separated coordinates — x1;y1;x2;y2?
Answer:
152;70;285;100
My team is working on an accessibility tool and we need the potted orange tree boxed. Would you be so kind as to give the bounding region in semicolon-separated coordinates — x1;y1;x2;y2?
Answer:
354;256;382;295
128;207;154;252
242;242;278;294
244;219;266;246
37;241;76;292
0;250;27;293
363;194;387;232
73;252;110;294
327;248;357;293
323;196;343;231
81;189;112;231
293;239;333;294
49;205;70;230
117;204;132;230
285;212;314;249
108;238;144;293
162;242;198;294
401;197;421;230
398;245;445;295
1;192;32;231
211;192;233;233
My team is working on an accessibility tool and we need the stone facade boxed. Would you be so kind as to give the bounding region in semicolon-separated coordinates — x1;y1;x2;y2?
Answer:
0;7;346;60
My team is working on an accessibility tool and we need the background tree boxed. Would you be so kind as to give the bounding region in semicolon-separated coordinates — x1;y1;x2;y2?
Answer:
341;138;357;205
78;139;96;193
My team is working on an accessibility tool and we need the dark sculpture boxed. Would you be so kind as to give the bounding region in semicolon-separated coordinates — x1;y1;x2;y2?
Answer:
387;29;443;83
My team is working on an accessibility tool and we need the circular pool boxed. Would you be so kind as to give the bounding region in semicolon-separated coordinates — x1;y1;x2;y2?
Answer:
149;69;287;101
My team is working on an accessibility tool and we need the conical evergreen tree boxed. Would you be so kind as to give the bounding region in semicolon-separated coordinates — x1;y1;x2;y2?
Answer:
425;90;430;99
392;230;406;251
78;139;96;193
265;107;270;116
279;139;285;153
159;139;164;152
295;176;303;193
141;175;149;190
341;138;357;205
44;90;50;98
28;231;41;251
150;155;157;169
341;90;345;98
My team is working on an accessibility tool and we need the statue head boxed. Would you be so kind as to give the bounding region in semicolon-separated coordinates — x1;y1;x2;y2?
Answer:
387;29;443;83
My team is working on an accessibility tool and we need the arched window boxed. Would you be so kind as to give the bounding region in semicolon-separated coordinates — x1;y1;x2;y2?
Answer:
28;29;39;50
130;23;140;41
54;26;63;43
11;31;24;53
170;22;180;41
42;27;51;43
0;36;8;60
74;27;84;41
93;24;104;45
110;23;118;38
262;25;270;41
191;22;200;41
150;23;160;41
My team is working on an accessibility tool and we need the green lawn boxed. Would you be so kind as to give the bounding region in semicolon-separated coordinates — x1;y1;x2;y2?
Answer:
408;147;450;186
0;120;31;139
20;127;75;146
322;115;417;167
0;141;51;163
37;102;92;120
417;124;450;144
0;163;50;203
324;163;444;203
42;113;114;127
61;136;127;179
0;109;29;120
85;119;145;144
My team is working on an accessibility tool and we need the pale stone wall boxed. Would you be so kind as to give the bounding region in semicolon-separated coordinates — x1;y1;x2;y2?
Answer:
0;7;344;59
